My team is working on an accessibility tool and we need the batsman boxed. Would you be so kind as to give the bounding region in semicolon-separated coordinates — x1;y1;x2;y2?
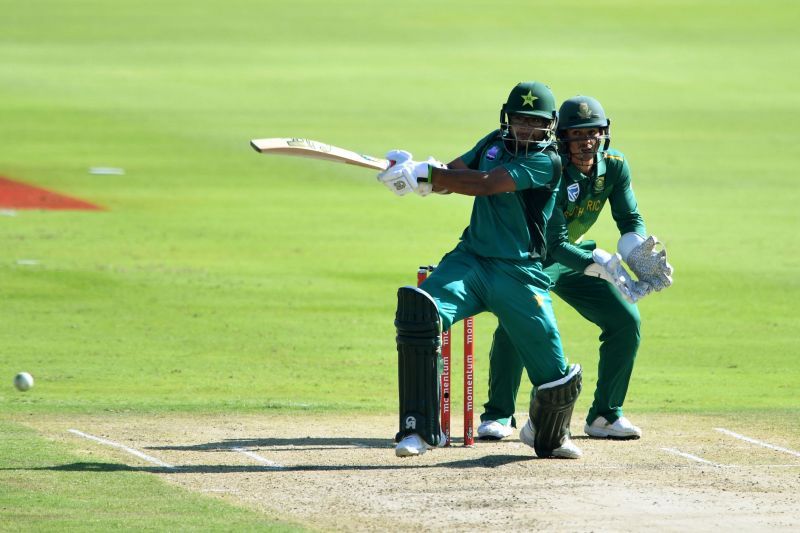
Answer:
476;95;674;442
377;82;647;459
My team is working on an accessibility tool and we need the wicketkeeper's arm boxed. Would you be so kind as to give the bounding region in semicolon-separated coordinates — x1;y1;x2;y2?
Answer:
608;157;647;237
545;191;594;272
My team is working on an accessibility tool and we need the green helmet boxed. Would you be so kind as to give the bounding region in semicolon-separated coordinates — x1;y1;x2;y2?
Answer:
557;95;611;153
500;81;558;155
502;81;558;120
558;95;609;131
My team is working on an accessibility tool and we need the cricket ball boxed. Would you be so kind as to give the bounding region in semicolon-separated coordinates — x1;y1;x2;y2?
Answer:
13;372;34;392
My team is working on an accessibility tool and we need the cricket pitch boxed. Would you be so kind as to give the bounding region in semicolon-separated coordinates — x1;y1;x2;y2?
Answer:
22;413;800;531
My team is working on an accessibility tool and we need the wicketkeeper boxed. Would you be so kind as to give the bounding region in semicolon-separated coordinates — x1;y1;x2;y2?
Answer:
377;82;648;459
476;95;673;442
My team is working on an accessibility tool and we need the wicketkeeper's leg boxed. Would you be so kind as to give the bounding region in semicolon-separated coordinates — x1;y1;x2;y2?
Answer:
552;269;641;425
482;325;523;427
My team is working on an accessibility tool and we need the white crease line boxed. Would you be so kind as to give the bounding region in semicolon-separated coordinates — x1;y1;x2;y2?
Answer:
725;464;800;469
231;447;283;468
661;447;721;466
715;428;800;458
68;429;174;468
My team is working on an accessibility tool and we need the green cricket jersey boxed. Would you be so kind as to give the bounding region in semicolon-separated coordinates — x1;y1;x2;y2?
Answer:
546;148;646;272
456;130;560;261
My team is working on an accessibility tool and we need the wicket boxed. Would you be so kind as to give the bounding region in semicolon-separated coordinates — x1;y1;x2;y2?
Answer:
417;266;474;447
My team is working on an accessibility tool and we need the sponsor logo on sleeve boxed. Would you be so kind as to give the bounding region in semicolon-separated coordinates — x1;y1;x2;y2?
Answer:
567;182;580;203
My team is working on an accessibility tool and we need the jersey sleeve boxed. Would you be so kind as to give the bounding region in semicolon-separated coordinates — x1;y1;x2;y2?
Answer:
504;152;558;191
608;156;647;237
545;185;594;272
458;131;498;170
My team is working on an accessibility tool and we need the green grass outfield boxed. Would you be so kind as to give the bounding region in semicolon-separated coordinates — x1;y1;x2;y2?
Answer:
1;0;798;529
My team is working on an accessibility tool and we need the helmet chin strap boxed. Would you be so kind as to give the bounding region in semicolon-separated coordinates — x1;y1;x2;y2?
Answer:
570;149;596;174
510;136;555;157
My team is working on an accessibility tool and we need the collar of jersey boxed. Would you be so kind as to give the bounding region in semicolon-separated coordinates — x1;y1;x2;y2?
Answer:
565;152;607;182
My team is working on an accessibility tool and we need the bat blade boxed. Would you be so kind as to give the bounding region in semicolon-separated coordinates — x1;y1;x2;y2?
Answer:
250;138;388;171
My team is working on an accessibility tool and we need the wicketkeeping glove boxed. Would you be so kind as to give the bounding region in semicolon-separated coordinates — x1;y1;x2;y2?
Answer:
618;233;673;291
584;248;652;304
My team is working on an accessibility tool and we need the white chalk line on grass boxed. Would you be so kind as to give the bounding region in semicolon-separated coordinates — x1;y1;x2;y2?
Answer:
230;447;283;468
661;447;722;466
68;429;174;469
715;428;800;458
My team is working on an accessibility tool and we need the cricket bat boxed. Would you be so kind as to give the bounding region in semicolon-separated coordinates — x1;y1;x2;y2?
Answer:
250;138;389;171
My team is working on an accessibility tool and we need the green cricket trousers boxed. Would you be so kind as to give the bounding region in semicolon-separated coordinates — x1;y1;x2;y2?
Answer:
482;248;641;426
419;247;569;387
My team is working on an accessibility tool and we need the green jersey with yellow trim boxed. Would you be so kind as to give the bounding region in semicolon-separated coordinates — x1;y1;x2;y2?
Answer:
457;130;561;261
546;148;646;272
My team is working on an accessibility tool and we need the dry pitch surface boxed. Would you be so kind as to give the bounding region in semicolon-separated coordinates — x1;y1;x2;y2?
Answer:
19;413;800;532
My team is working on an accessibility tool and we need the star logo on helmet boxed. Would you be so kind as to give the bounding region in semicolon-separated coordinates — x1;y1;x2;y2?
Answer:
521;90;538;108
577;102;594;119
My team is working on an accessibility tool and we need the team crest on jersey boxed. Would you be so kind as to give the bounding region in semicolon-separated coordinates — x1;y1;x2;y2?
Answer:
486;145;500;160
567;182;580;203
593;174;605;193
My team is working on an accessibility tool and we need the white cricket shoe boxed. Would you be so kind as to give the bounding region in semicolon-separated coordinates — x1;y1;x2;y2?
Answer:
395;431;447;457
477;419;514;440
584;416;642;439
519;419;582;459
395;434;428;457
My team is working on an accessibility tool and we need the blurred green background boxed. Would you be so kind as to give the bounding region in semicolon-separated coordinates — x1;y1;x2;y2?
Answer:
2;0;798;528
1;0;798;415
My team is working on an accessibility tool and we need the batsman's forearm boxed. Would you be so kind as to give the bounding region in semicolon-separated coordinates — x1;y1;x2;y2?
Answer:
430;167;515;196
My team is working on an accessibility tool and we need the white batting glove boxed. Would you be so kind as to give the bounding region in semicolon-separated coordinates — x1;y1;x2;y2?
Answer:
377;150;438;197
377;150;417;196
584;248;652;304
618;233;673;291
386;149;413;167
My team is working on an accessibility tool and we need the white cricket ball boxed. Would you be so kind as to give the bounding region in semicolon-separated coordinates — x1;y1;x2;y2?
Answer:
13;372;34;392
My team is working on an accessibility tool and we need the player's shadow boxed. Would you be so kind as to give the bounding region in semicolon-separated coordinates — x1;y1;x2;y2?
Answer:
0;454;535;475
149;436;401;452
148;436;499;452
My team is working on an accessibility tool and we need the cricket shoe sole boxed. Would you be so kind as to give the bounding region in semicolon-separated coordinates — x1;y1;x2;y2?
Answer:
519;420;581;459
